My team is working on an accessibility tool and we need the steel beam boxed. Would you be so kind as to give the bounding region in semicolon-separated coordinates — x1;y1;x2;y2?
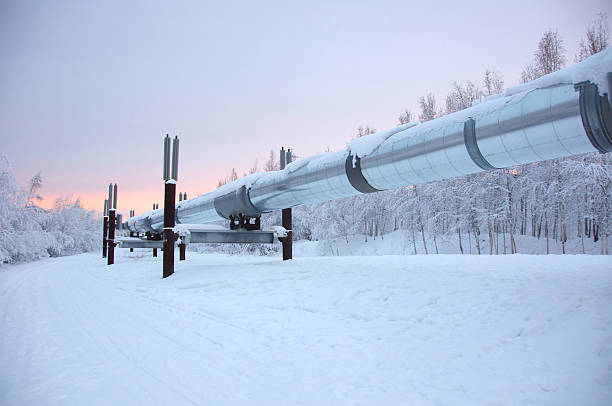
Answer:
188;229;276;244
118;239;164;249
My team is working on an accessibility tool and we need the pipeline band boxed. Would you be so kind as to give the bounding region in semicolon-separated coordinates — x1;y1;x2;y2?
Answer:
213;185;261;219
345;154;381;193
575;80;612;153
463;118;498;171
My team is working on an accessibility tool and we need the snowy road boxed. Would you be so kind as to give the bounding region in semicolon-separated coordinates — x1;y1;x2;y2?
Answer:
1;252;611;405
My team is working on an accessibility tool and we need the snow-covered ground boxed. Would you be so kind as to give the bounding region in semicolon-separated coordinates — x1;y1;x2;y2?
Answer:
1;251;611;406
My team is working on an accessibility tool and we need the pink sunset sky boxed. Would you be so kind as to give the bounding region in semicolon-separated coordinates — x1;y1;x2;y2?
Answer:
2;0;611;215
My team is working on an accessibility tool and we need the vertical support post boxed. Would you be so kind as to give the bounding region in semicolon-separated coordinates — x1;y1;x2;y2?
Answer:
102;199;108;258
282;207;292;260
179;242;186;261
153;248;158;257
162;134;179;278
280;148;293;260
103;218;108;258
107;209;116;265
163;181;176;277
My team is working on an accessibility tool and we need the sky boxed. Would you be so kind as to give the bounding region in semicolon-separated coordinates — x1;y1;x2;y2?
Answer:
1;0;611;215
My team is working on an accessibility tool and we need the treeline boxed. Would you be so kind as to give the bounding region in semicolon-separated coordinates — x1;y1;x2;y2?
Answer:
255;14;611;255
0;157;99;264
262;153;611;255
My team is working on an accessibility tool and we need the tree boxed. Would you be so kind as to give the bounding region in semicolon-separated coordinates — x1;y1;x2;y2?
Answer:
398;109;412;125
27;172;43;206
445;81;482;114
0;157;99;263
576;12;609;62
418;93;440;122
216;167;239;187
264;149;277;171
229;168;238;182
249;159;259;174
520;64;541;83
357;125;376;138
483;70;504;96
521;29;566;82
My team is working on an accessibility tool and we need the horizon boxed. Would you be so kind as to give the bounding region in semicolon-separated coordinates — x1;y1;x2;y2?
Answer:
2;0;611;215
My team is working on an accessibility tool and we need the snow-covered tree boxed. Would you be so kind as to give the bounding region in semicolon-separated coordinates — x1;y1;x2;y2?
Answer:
483;70;504;96
398;109;412;125
521;29;566;82
576;12;609;62
0;157;99;264
264;149;278;171
418;93;440;122
445;81;482;114
356;126;377;138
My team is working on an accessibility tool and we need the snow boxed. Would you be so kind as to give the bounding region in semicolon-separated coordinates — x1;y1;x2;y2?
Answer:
1;252;611;405
173;223;227;237
270;225;287;238
347;122;418;166
504;47;612;101
293;230;609;256
284;152;327;173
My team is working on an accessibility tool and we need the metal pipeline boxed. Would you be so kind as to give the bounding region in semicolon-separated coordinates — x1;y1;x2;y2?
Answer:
126;51;612;234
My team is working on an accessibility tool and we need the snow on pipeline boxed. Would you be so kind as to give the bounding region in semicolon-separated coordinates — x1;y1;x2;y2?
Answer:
1;252;611;406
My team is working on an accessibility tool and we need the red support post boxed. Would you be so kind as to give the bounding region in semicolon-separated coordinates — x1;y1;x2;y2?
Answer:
107;209;116;265
179;243;186;261
163;182;176;278
102;216;108;258
282;208;292;260
280;147;293;261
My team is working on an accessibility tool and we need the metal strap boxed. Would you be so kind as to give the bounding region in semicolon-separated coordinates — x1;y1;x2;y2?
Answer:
575;80;612;153
345;154;380;193
463;118;498;171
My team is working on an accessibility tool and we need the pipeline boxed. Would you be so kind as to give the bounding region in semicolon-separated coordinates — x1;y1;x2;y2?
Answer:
126;50;612;234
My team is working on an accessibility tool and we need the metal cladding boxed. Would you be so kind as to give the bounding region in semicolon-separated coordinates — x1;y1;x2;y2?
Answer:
163;135;171;181
172;136;180;181
125;52;612;234
107;184;113;211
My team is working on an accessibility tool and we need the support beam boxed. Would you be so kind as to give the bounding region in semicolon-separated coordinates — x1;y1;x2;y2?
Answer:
119;239;163;249
107;209;116;265
153;248;157;257
189;229;275;244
